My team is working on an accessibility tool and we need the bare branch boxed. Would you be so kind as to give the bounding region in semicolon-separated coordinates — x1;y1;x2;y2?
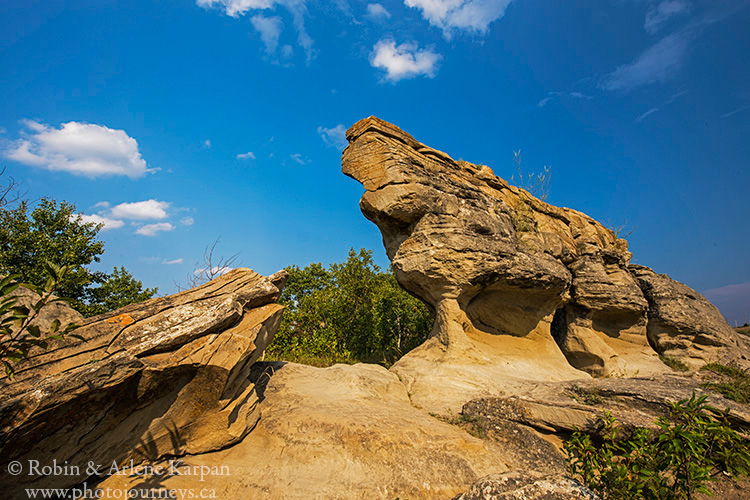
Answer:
185;237;240;289
0;166;28;209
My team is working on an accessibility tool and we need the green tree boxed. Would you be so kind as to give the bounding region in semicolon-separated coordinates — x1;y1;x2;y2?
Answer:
0;197;157;316
269;248;433;366
82;266;158;317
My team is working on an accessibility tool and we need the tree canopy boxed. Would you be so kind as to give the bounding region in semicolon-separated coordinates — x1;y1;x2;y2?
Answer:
0;197;157;316
268;248;433;366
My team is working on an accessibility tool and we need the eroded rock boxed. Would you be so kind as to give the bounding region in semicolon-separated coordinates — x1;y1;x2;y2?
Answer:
342;116;748;411
0;268;287;497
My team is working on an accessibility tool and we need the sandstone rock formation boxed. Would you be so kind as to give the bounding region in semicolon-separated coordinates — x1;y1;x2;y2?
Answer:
0;268;287;497
343;116;749;412
93;361;514;500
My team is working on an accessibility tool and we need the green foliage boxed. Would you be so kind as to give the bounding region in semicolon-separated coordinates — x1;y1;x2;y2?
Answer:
0;198;156;316
433;411;486;439
565;393;750;499
571;384;604;405
0;263;81;379
660;354;690;372
701;362;750;404
81;266;158;317
268;248;433;367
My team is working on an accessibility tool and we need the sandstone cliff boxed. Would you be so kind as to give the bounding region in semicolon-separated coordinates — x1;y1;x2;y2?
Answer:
343;116;749;412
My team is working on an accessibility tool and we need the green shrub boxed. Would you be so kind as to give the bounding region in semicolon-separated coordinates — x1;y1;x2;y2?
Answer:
565;393;750;499
660;355;690;372
0;262;81;379
700;362;750;404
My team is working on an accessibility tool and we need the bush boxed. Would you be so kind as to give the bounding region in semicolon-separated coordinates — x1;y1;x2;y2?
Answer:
700;362;750;404
565;393;750;499
267;248;433;367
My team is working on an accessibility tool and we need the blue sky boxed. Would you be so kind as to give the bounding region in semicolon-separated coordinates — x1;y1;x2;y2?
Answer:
1;0;749;324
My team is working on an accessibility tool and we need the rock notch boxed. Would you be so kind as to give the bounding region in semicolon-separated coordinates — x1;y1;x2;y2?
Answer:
342;116;749;412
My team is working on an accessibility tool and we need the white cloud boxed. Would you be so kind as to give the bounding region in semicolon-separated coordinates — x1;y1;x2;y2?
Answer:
635;107;660;123
162;258;184;265
370;39;442;82
601;32;690;92
405;0;513;35
136;222;175;236
251;15;283;55
111;199;170;220
645;0;691;35
366;3;391;20
236;151;256;159
317;124;348;150
4;120;149;178
537;96;553;108
196;0;276;18
197;0;315;63
203;139;212;148
290;153;306;164
180;217;195;226
73;213;125;230
537;91;591;108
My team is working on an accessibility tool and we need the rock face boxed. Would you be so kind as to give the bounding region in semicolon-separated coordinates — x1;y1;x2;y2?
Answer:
454;472;599;500
0;268;287;497
342;116;748;411
92;362;511;500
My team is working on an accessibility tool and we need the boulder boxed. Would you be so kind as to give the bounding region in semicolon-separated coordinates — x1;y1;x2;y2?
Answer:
342;116;748;411
0;268;287;497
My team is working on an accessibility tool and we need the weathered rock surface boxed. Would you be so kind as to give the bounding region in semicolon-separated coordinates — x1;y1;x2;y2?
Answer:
631;265;750;370
93;361;511;500
453;471;599;500
342;116;749;412
0;268;287;497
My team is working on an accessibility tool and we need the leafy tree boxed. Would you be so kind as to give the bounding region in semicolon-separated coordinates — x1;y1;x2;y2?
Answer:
0;197;157;316
269;248;433;366
82;266;158;317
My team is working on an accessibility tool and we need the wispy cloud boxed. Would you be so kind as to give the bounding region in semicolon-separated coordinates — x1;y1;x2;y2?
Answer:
645;0;691;35
162;258;184;265
290;153;306;164
370;39;441;82
202;139;212;149
4;120;150;178
136;222;175;236
236;151;256;160
635;107;661;123
318;124;348;150
111;199;170;220
180;217;195;226
366;3;391;21
537;91;592;108
197;0;315;63
251;15;283;56
601;32;690;92
722;104;750;118
405;0;514;36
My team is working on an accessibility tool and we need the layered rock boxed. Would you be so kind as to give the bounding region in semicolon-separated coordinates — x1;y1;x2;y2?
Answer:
0;268;287;497
342;116;748;411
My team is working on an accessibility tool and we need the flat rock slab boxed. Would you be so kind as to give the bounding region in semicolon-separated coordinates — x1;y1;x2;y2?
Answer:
93;362;510;500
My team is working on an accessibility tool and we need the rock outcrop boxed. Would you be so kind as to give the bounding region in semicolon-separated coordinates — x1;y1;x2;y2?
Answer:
343;116;749;412
93;361;513;500
0;268;287;497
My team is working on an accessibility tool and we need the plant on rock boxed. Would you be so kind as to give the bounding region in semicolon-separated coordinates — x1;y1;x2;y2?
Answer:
0;262;81;379
565;393;750;499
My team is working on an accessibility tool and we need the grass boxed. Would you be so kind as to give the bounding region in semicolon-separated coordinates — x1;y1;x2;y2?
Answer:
262;351;357;368
700;362;750;404
659;354;690;372
571;384;604;405
431;411;486;439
